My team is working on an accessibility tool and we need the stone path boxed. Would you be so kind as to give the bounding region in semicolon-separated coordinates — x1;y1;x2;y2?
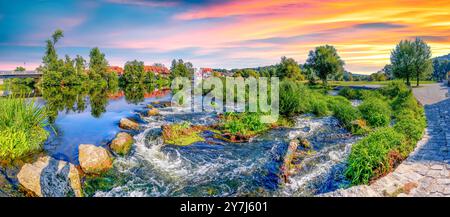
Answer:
323;83;450;197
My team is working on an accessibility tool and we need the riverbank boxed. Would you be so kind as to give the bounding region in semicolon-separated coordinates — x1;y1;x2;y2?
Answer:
322;82;450;196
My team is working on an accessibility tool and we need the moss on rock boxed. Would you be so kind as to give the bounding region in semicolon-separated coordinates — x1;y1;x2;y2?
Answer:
162;122;207;146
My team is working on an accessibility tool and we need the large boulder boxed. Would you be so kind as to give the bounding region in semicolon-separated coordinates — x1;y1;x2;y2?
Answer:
78;144;113;175
110;132;134;155
16;156;82;197
119;118;139;130
147;108;160;116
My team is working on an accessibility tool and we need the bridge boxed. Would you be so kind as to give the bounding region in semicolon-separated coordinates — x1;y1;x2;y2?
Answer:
0;70;42;84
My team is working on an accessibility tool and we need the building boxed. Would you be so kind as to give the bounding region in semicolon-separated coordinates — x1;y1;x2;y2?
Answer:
108;66;124;76
144;65;170;77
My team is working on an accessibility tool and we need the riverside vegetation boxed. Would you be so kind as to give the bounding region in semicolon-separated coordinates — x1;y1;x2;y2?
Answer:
0;29;432;196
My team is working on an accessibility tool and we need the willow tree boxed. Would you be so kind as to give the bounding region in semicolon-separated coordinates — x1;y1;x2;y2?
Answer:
306;45;345;85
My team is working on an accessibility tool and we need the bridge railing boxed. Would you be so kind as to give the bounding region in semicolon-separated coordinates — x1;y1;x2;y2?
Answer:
0;70;42;75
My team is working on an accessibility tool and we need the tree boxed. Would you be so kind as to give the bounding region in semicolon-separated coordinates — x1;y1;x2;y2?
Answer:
306;45;345;85
88;47;109;82
276;56;303;80
14;66;26;72
41;29;65;86
170;59;194;79
123;60;145;83
391;38;432;86
343;71;353;81
75;55;86;75
412;38;432;86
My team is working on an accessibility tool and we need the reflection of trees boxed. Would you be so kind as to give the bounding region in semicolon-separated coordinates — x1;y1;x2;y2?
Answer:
88;87;108;118
41;86;89;123
41;83;161;121
123;83;145;104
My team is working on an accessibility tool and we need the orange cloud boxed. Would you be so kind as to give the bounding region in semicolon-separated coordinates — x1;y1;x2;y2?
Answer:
168;0;450;73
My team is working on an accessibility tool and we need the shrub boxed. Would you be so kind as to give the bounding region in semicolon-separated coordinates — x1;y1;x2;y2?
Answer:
279;80;312;115
308;93;331;117
0;97;49;161
380;81;410;99
358;97;391;127
393;119;424;156
345;128;405;185
391;91;421;114
221;112;269;136
338;87;360;100
328;98;369;135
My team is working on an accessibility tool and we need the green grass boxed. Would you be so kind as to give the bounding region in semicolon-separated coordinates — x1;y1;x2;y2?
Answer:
162;122;206;146
330;80;436;86
0;84;4;90
344;81;426;185
0;97;50;161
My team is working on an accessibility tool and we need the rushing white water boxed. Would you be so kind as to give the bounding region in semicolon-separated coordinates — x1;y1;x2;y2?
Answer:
93;104;359;197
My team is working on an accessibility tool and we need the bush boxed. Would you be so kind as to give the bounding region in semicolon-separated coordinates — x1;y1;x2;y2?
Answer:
338;87;361;100
346;82;427;185
328;97;368;135
358;97;391;127
311;98;329;117
380;81;410;99
0;97;49;161
221;112;269;136
279;80;311;115
345;128;405;185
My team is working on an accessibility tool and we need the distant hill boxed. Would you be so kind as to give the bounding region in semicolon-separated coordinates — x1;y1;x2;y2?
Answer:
433;53;450;61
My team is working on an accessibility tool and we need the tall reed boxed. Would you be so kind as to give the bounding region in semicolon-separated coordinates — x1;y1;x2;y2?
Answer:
0;97;49;161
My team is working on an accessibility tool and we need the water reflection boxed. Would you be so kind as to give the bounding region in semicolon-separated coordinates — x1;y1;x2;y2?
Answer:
41;83;161;122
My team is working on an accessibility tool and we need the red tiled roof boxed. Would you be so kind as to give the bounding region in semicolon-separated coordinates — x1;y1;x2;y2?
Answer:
144;65;170;75
108;66;124;75
201;68;213;74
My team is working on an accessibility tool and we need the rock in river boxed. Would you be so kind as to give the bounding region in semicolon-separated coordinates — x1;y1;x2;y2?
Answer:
78;144;113;175
110;132;134;155
147;108;160;116
119;118;139;130
16;156;82;197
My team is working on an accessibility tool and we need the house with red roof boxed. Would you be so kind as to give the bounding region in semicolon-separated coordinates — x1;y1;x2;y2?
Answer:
108;66;124;76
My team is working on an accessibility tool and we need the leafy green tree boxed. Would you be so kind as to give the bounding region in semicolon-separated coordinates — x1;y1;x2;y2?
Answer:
276;56;303;80
170;59;194;79
14;66;26;72
41;29;65;86
88;47;109;83
306;45;345;85
75;55;86;75
123;60;145;83
391;38;432;86
412;38;432;86
343;71;353;81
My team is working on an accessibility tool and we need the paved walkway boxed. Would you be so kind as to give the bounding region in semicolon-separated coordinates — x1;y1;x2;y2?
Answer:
324;83;450;197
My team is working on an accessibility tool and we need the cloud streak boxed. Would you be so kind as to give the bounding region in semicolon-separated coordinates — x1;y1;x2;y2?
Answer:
0;0;449;74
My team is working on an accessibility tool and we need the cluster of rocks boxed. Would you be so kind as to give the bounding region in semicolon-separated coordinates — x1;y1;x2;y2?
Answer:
16;117;141;197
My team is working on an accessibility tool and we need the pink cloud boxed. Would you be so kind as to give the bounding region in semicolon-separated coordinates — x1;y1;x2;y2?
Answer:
105;0;178;7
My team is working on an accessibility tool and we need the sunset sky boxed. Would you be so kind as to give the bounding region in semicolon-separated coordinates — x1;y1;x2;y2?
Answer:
0;0;449;74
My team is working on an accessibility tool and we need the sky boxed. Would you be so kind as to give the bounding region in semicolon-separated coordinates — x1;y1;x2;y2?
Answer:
0;0;449;74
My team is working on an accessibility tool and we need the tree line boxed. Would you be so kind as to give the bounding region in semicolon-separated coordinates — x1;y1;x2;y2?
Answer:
224;38;437;87
38;29;439;88
39;30;195;88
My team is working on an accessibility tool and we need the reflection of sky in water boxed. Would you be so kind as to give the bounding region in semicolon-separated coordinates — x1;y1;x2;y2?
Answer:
45;94;171;164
